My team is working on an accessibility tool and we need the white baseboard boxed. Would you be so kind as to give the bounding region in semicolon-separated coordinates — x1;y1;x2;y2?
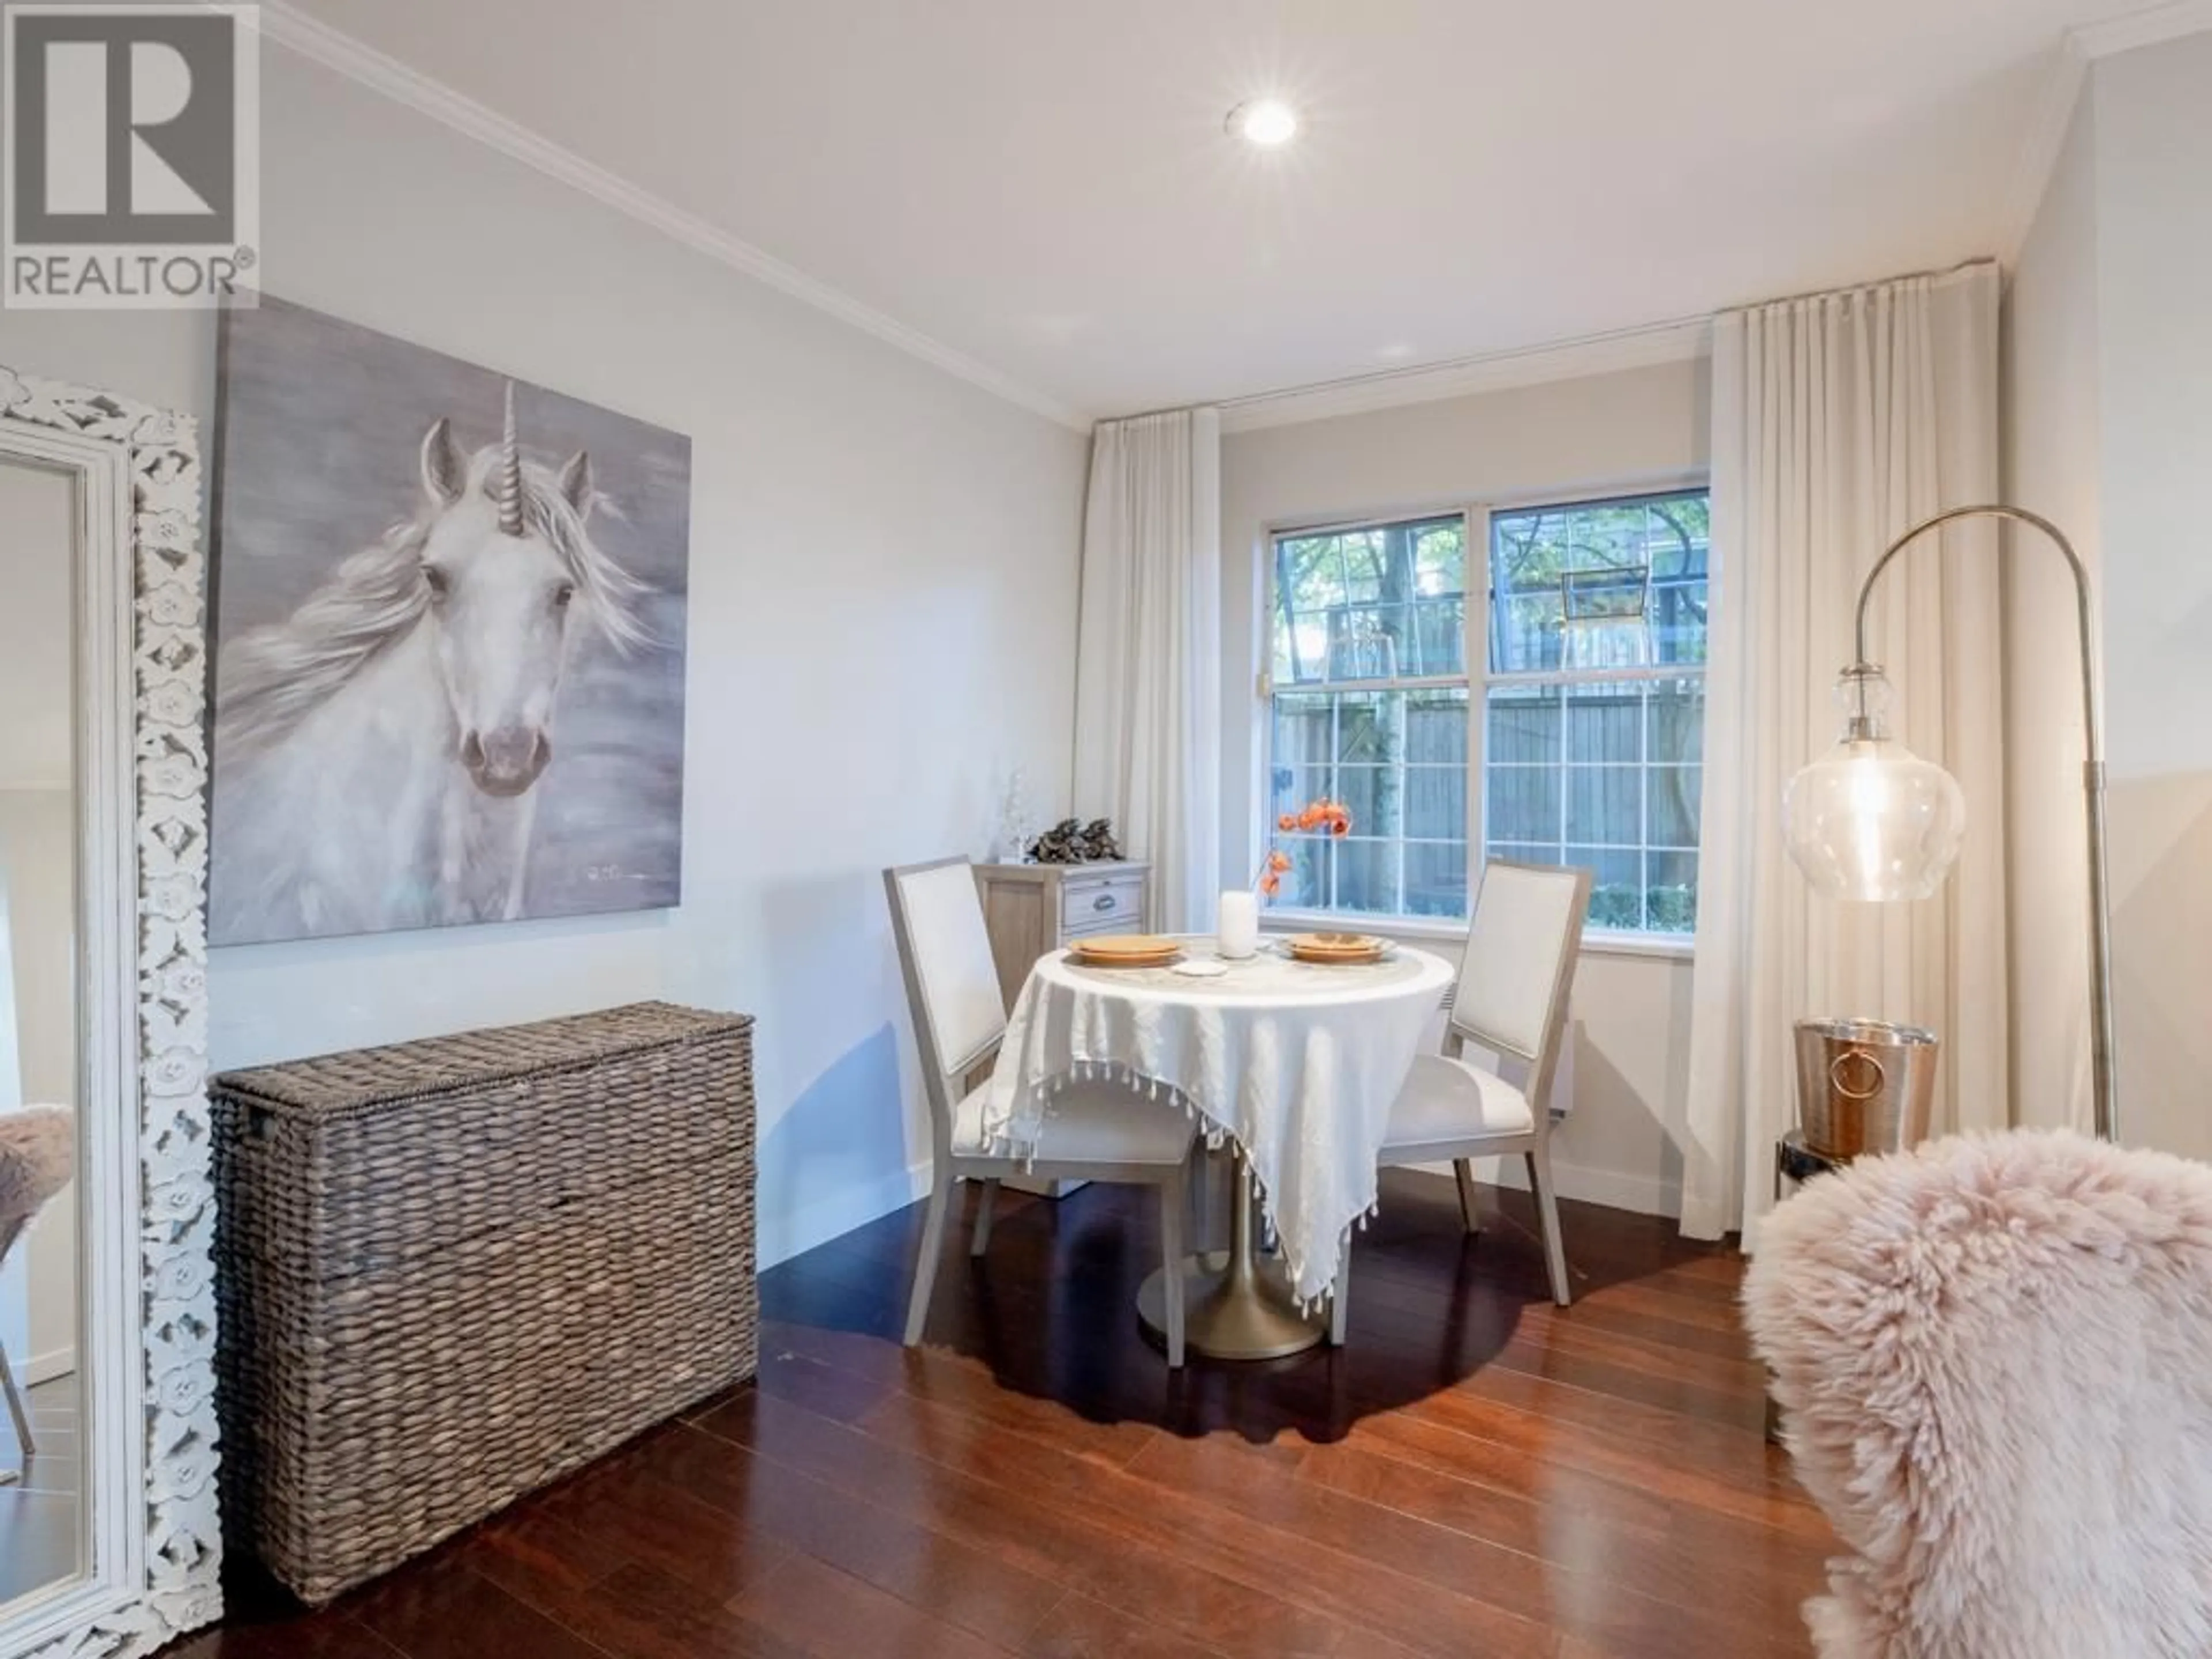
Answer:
756;1159;934;1272
23;1346;74;1387
1417;1154;1681;1220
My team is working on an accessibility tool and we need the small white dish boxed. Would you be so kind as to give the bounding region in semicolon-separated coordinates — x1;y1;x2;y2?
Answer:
1171;958;1230;978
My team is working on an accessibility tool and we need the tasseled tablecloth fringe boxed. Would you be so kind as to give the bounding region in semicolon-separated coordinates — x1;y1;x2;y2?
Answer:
992;1062;1378;1314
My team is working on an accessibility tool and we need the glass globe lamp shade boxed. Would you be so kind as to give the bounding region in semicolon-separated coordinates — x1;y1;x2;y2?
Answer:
1782;669;1967;900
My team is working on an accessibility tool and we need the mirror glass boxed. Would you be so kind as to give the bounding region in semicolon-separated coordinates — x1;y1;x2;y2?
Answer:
0;454;85;1612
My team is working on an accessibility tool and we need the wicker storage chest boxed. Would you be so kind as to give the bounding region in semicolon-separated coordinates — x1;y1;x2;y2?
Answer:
211;1001;756;1605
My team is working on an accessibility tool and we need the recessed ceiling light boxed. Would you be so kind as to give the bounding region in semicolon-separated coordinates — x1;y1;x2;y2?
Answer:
1228;99;1298;147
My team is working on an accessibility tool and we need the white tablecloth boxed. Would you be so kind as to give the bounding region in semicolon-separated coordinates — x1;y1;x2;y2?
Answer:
983;938;1454;1305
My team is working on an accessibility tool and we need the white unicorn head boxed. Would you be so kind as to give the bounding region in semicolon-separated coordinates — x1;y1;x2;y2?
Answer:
412;382;647;796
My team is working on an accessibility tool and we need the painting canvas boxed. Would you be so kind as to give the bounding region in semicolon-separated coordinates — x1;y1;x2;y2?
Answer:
209;296;690;946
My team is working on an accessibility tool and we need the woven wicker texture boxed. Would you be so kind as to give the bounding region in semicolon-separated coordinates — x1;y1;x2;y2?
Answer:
213;1001;756;1606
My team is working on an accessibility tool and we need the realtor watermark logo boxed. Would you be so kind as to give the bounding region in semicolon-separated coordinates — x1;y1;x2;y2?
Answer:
3;3;259;308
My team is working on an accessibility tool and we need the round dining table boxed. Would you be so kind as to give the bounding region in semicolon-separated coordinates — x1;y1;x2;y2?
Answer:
982;935;1454;1359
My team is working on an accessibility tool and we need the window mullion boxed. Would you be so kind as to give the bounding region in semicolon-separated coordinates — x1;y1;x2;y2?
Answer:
1392;690;1407;914
1556;683;1569;868
1638;680;1651;931
1489;665;1706;691
1283;673;1467;696
1470;505;1490;917
1327;692;1340;910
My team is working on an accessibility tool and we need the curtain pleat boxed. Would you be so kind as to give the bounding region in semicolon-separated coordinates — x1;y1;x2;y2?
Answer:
1071;408;1222;933
1681;264;2006;1244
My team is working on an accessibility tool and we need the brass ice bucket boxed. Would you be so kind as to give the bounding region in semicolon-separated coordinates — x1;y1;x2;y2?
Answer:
1792;1018;1938;1160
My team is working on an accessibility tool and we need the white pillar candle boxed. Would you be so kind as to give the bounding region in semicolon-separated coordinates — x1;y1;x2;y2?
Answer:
1218;889;1259;959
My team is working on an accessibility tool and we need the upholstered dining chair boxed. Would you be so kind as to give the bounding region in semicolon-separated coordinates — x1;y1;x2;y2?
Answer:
883;858;1197;1364
1345;859;1590;1334
0;1106;74;1482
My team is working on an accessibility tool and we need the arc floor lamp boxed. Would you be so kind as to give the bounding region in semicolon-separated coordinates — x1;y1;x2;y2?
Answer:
1782;505;2117;1142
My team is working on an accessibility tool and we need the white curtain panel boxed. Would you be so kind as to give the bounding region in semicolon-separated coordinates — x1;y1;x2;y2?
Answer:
1681;264;2006;1243
1073;407;1222;933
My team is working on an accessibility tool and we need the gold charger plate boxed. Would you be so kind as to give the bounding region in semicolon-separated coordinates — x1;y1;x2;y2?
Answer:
1070;933;1184;968
1286;931;1388;964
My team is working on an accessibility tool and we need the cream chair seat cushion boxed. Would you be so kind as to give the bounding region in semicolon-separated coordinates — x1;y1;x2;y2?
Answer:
1381;1052;1535;1153
953;1078;1194;1166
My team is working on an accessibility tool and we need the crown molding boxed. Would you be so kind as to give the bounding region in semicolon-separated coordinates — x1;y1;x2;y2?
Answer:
249;1;1090;431
1997;35;2089;263
2000;0;2212;261
1215;317;1711;435
2074;0;2212;59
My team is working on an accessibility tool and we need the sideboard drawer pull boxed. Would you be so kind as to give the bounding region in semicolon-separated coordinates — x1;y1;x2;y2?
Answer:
1060;873;1146;932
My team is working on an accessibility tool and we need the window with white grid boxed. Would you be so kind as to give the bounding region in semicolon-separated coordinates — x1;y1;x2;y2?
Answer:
1262;488;1709;934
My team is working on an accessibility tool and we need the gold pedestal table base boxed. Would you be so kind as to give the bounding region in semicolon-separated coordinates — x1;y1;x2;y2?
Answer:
1137;1148;1327;1361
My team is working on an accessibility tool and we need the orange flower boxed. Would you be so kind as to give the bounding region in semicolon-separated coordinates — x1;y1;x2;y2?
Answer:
1277;813;1298;832
1259;870;1282;897
1297;804;1325;831
1267;850;1291;873
1328;808;1351;837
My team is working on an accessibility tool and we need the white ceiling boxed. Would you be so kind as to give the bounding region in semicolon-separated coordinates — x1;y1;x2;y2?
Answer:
279;0;2160;423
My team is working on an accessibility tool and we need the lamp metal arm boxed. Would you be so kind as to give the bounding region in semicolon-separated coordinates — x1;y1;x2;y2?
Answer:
1846;503;2116;1142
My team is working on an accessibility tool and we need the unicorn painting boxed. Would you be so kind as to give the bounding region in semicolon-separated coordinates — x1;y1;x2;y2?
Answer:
210;297;690;946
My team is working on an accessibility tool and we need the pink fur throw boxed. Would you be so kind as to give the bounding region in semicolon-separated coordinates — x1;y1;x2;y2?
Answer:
0;1107;74;1243
1744;1129;2212;1658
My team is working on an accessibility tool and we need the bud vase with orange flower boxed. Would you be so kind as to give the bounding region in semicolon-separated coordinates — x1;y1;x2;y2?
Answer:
1257;798;1353;900
1219;797;1352;959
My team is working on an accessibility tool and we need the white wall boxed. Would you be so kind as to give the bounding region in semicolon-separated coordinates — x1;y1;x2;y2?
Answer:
2001;86;2101;1133
0;460;73;790
2089;30;2212;1162
0;41;1088;1266
1221;361;1711;1216
0;793;78;1379
2003;29;2212;1162
0;461;77;1379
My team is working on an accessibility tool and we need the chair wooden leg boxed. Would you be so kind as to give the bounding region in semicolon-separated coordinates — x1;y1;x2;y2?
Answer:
0;1342;32;1465
904;1169;955;1346
1329;1238;1350;1346
969;1177;1000;1257
1158;1168;1188;1368
1454;1158;1483;1234
1525;1143;1572;1307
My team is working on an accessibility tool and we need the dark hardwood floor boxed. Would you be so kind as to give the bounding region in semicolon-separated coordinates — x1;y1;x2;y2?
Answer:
167;1170;1834;1658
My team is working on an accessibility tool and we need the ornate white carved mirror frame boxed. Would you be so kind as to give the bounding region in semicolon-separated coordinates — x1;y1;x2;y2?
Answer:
0;367;221;1659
